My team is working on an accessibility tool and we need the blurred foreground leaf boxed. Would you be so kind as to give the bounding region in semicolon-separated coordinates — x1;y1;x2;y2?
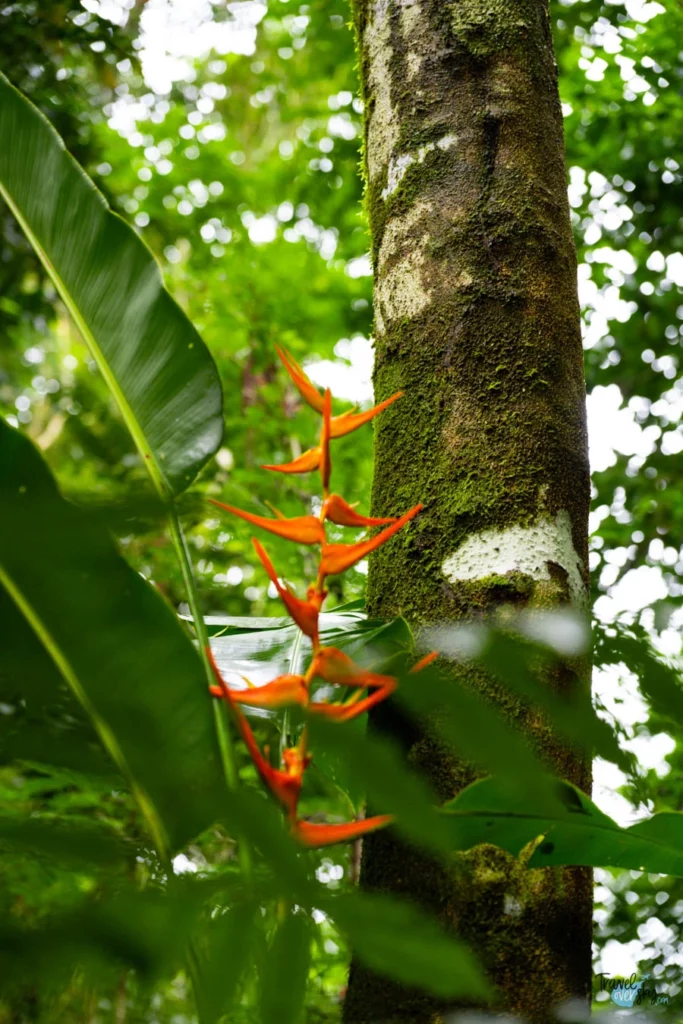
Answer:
0;419;224;856
323;891;491;1000
196;902;258;1023
259;911;312;1024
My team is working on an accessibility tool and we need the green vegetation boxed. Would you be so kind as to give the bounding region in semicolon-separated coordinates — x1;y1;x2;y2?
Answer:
1;1;683;1021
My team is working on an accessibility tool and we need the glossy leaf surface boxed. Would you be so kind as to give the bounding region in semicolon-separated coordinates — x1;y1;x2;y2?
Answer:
0;71;223;497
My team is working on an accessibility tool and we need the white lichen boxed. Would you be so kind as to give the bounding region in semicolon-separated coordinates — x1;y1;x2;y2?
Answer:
399;0;423;75
441;510;586;606
366;3;401;182
381;134;457;199
375;201;433;332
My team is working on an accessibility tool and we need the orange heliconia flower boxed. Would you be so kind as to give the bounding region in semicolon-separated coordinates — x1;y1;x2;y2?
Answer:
321;493;397;528
262;447;321;475
309;688;395;721
275;344;326;414
252;539;325;641
329;392;403;438
308;646;397;721
207;645;308;710
276;344;403;438
320;504;422;577
210;500;325;545
207;647;309;816
206;345;424;847
292;814;395;848
320;388;332;494
311;646;394;690
411;651;438;674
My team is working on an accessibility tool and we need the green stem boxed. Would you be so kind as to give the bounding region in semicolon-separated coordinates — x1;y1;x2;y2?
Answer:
185;938;208;1024
167;503;253;1018
167;505;253;881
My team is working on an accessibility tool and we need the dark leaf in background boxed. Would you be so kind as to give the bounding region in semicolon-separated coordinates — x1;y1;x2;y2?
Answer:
594;621;683;730
0;885;205;993
0;816;129;867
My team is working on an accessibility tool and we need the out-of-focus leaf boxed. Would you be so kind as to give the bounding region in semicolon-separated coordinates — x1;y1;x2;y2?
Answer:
442;775;683;875
0;886;204;992
594;621;683;728
308;716;456;855
0;71;223;497
0;419;224;856
323;891;491;1000
196;903;257;1024
0;816;128;866
259;911;312;1024
395;662;554;801
427;620;629;772
477;626;631;773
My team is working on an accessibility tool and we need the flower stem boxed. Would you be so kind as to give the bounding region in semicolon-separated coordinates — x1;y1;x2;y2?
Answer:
167;503;252;880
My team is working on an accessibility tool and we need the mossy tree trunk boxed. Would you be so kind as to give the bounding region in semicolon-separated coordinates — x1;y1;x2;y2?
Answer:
344;2;592;1022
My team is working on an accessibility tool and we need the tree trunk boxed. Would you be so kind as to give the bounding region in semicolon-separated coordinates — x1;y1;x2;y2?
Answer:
344;2;592;1022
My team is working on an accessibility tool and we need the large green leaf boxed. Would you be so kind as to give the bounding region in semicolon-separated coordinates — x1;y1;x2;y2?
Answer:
0;71;223;497
0;419;224;856
442;776;683;876
208;612;411;721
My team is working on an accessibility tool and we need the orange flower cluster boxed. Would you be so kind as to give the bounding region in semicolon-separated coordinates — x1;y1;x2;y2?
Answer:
208;346;427;848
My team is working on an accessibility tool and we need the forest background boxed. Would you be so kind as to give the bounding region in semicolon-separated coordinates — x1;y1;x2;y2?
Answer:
1;0;683;1020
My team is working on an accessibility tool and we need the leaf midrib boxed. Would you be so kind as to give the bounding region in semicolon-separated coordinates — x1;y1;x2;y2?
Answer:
444;806;681;853
0;563;170;860
0;181;170;501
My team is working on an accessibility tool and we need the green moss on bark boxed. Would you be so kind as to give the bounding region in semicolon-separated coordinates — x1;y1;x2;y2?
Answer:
344;1;592;1022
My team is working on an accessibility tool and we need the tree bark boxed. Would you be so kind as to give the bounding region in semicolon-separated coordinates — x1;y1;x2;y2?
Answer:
344;2;592;1022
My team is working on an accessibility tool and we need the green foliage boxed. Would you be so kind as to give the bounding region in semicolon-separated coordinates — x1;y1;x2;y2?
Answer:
1;0;683;1018
444;775;683;876
0;418;224;856
322;890;491;1001
259;911;312;1024
0;70;223;498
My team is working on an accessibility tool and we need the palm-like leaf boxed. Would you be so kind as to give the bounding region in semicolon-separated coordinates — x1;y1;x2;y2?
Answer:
0;70;223;497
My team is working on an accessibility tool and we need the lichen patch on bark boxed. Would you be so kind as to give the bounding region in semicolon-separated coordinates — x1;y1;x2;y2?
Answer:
365;2;401;183
374;200;433;331
382;134;458;199
442;511;587;608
